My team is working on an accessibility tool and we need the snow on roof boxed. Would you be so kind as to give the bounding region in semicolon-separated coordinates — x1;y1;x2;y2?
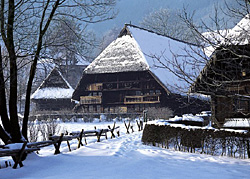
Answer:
31;87;74;100
223;118;250;128
84;24;204;93
31;68;74;100
203;14;250;57
127;25;205;92
84;35;149;74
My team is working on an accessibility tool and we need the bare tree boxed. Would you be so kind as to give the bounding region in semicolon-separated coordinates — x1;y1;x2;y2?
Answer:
0;0;116;144
140;8;194;42
99;26;121;51
45;17;98;65
148;1;250;93
148;0;250;127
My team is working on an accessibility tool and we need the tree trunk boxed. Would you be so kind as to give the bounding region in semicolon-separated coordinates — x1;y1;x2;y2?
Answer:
6;0;21;142
0;47;11;133
22;58;38;140
0;125;10;144
22;0;61;140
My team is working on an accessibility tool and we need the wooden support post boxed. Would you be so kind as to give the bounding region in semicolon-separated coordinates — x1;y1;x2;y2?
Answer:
136;120;141;131
97;129;103;142
77;129;84;149
140;121;143;130
131;125;134;133
67;141;71;152
94;126;98;141
108;126;115;139
13;142;27;169
124;121;130;134
54;133;64;155
82;129;87;145
105;132;108;139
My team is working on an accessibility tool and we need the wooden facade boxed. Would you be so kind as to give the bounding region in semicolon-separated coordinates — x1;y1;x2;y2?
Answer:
191;44;250;127
72;24;209;116
73;71;208;115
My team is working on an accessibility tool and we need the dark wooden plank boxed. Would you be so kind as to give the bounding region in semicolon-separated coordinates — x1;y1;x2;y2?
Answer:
124;121;130;134
77;129;84;149
136;120;141;131
13;142;27;169
53;133;64;155
67;141;71;152
97;129;104;142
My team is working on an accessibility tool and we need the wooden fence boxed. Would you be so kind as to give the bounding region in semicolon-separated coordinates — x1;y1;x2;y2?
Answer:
0;123;120;169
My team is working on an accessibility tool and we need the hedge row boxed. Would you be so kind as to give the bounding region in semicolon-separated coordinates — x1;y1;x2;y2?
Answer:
142;124;250;158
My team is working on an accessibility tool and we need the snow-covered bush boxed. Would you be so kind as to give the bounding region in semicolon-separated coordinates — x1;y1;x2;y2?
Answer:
147;107;173;120
142;124;250;158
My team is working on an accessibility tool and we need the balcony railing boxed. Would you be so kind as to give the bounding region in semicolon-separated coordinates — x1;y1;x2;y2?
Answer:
80;96;102;104
124;95;160;104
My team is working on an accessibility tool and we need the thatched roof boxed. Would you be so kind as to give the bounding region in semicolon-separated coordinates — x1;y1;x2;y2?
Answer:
31;68;74;100
74;24;204;98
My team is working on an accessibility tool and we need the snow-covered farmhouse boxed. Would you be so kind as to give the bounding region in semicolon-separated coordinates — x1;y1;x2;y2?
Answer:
191;44;250;129
31;65;85;112
72;24;208;115
190;15;250;129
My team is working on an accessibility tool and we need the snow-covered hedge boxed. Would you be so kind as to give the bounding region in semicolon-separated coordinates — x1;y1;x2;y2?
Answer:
142;124;250;158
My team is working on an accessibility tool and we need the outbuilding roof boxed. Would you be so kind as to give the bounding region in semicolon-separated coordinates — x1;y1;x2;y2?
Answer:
31;68;74;100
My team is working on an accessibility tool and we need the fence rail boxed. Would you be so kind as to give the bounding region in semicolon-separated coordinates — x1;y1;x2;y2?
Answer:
0;123;120;169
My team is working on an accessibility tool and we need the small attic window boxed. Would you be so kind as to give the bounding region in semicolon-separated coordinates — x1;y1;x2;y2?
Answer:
242;69;246;77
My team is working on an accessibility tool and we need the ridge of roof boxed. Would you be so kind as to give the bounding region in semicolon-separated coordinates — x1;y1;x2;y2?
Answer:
124;24;199;47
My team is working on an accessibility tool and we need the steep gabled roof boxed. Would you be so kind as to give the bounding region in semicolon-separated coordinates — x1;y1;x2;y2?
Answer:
81;24;204;94
31;68;74;100
190;44;250;96
123;24;204;93
84;35;149;74
203;14;250;57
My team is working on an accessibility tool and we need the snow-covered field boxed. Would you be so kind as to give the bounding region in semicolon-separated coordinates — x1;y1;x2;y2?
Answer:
1;121;250;179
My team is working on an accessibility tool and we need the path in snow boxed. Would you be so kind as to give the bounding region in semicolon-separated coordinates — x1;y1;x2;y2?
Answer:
1;122;250;179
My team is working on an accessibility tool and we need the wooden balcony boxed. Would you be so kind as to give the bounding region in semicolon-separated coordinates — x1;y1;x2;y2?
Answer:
80;96;102;104
124;95;160;104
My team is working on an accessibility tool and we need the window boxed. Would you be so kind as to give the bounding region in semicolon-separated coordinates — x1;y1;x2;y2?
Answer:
97;105;101;113
136;91;141;95
135;105;139;111
235;99;249;113
124;95;160;104
110;107;114;113
118;107;127;113
89;105;94;112
156;90;161;94
80;96;102;104
86;83;103;91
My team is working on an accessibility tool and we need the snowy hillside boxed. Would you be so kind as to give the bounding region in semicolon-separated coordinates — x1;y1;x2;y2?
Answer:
1;122;250;178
